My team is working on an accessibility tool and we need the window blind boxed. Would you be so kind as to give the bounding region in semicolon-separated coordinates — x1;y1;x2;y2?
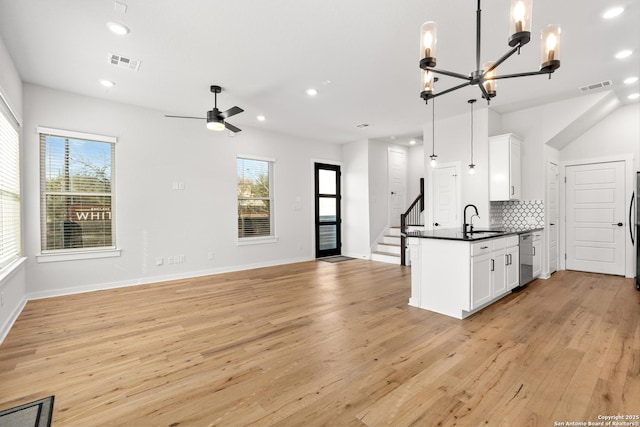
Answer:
0;98;20;269
237;156;274;238
39;130;115;252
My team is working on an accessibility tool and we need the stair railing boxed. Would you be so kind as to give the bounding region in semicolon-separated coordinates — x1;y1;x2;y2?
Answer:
400;178;424;266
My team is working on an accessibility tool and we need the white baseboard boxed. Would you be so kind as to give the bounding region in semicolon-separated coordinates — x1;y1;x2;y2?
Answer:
0;296;27;345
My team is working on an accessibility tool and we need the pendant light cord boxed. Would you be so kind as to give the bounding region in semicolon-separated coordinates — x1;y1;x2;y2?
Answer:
469;99;475;164
431;99;435;157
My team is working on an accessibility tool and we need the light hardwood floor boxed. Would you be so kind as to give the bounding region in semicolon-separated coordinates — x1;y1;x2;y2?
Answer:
0;260;638;426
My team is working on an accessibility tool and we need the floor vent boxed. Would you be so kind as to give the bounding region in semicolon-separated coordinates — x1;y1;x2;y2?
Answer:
579;80;613;93
108;53;142;71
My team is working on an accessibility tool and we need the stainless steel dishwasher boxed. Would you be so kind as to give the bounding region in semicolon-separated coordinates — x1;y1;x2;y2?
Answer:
518;232;533;289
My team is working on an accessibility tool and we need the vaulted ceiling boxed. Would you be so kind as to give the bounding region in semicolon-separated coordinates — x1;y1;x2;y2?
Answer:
0;0;638;144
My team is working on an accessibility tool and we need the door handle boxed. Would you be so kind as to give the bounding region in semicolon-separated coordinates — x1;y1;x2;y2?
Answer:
391;191;396;195
612;222;623;226
629;192;635;245
434;222;439;227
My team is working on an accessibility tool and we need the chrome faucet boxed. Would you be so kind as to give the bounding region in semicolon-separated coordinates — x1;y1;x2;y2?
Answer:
463;204;479;235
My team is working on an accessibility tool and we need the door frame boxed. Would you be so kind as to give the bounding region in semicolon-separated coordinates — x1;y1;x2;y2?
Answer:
559;154;635;278
427;161;461;231
313;161;342;258
546;161;559;275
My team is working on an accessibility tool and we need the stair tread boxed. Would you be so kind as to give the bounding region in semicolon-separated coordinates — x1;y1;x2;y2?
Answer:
372;251;400;257
378;242;401;247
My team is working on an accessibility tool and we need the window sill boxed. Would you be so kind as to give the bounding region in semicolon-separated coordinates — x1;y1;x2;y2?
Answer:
0;257;27;284
37;248;121;263
237;236;279;246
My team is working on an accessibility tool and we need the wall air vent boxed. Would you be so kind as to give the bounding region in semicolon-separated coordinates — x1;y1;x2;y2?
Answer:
579;80;613;93
108;53;141;71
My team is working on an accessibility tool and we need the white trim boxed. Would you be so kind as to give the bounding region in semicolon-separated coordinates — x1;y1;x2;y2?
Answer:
37;248;121;263
36;126;117;144
236;236;279;246
559;153;635;278
0;296;26;345
27;256;312;301
0;90;21;127
0;257;26;285
237;153;276;163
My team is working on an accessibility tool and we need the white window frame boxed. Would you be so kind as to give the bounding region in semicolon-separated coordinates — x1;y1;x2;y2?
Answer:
37;127;120;263
237;154;278;245
0;93;21;272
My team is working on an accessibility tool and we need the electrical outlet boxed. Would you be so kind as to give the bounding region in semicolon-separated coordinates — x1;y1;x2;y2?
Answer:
207;251;214;260
156;257;164;266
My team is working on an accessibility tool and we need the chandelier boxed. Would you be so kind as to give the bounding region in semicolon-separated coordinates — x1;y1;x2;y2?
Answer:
420;0;561;104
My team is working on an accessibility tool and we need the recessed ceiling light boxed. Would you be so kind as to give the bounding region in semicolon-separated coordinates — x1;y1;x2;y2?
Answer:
322;80;333;85
306;88;318;96
99;79;115;87
624;76;639;84
257;115;266;122
107;21;130;35
602;6;624;19
615;49;632;59
628;93;640;100
409;139;417;145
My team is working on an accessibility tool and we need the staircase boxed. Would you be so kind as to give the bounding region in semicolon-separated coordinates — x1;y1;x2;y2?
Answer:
371;226;402;264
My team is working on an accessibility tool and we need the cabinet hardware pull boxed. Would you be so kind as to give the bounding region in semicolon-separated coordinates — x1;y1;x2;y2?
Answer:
491;259;494;271
533;247;536;256
480;246;488;249
511;186;514;195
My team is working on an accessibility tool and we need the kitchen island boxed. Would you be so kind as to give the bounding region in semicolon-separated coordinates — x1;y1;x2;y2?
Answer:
407;227;542;319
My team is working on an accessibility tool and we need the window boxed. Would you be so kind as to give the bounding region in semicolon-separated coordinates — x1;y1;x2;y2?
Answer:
0;97;20;270
237;156;275;241
39;127;116;254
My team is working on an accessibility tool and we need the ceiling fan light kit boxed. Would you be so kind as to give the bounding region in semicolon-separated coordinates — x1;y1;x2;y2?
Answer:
165;84;244;134
419;0;561;104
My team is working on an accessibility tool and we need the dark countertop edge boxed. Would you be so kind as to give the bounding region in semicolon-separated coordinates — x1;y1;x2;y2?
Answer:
406;227;544;242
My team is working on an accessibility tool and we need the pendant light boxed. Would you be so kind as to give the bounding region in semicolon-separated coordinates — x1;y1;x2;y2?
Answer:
429;78;438;167
468;99;477;175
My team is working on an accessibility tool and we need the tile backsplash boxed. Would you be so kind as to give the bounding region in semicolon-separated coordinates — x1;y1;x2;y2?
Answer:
490;200;545;228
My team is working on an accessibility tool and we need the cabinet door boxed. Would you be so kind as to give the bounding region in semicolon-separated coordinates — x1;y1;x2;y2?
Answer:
510;140;521;200
532;241;542;278
492;248;508;297
471;253;492;309
506;246;520;289
489;138;510;201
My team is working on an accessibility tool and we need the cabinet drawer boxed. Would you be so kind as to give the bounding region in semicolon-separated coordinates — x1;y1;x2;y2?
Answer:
532;232;542;241
471;241;492;256
506;235;519;247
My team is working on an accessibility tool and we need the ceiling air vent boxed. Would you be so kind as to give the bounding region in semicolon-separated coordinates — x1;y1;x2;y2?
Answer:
108;53;141;71
579;80;613;93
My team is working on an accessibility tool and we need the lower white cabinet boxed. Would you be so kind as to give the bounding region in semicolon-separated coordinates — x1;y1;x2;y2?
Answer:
532;231;542;278
471;251;492;309
506;244;520;289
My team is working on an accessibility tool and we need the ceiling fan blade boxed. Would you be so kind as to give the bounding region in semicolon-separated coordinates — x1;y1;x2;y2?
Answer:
225;122;242;133
220;106;244;119
164;114;206;120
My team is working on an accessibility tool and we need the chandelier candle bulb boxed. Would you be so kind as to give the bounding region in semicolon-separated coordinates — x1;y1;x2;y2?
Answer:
508;0;532;46
482;61;497;98
540;25;561;72
420;21;437;68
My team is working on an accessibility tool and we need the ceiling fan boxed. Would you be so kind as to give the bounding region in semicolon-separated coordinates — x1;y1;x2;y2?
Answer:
165;85;244;133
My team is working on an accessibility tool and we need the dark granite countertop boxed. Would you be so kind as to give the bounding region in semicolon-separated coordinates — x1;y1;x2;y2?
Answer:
406;226;543;242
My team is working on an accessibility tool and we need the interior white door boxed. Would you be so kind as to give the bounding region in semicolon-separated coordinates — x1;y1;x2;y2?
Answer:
547;161;559;274
388;148;406;227
565;161;626;275
432;166;458;229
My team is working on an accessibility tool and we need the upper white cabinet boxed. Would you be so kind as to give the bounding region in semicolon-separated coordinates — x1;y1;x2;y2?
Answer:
489;133;522;201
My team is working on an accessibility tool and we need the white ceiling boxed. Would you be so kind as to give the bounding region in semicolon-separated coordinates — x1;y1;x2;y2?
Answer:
0;0;638;144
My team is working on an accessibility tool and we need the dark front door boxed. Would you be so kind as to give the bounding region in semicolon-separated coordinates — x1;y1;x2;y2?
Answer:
315;163;341;258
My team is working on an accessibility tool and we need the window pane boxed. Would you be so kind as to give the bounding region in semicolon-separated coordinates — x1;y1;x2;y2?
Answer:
0;103;20;269
45;137;112;193
238;199;271;237
319;225;337;250
44;195;112;250
237;157;273;239
41;132;115;252
318;169;336;195
319;197;336;222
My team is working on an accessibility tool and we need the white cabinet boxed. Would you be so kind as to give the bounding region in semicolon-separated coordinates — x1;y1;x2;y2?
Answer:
471;247;492;309
506;244;520;290
532;231;542;278
470;237;515;310
489;133;522;201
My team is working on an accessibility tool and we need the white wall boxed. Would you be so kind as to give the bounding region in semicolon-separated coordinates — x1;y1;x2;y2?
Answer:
342;139;371;258
22;84;342;297
0;34;26;343
423;108;490;228
407;144;424;200
560;103;640;169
